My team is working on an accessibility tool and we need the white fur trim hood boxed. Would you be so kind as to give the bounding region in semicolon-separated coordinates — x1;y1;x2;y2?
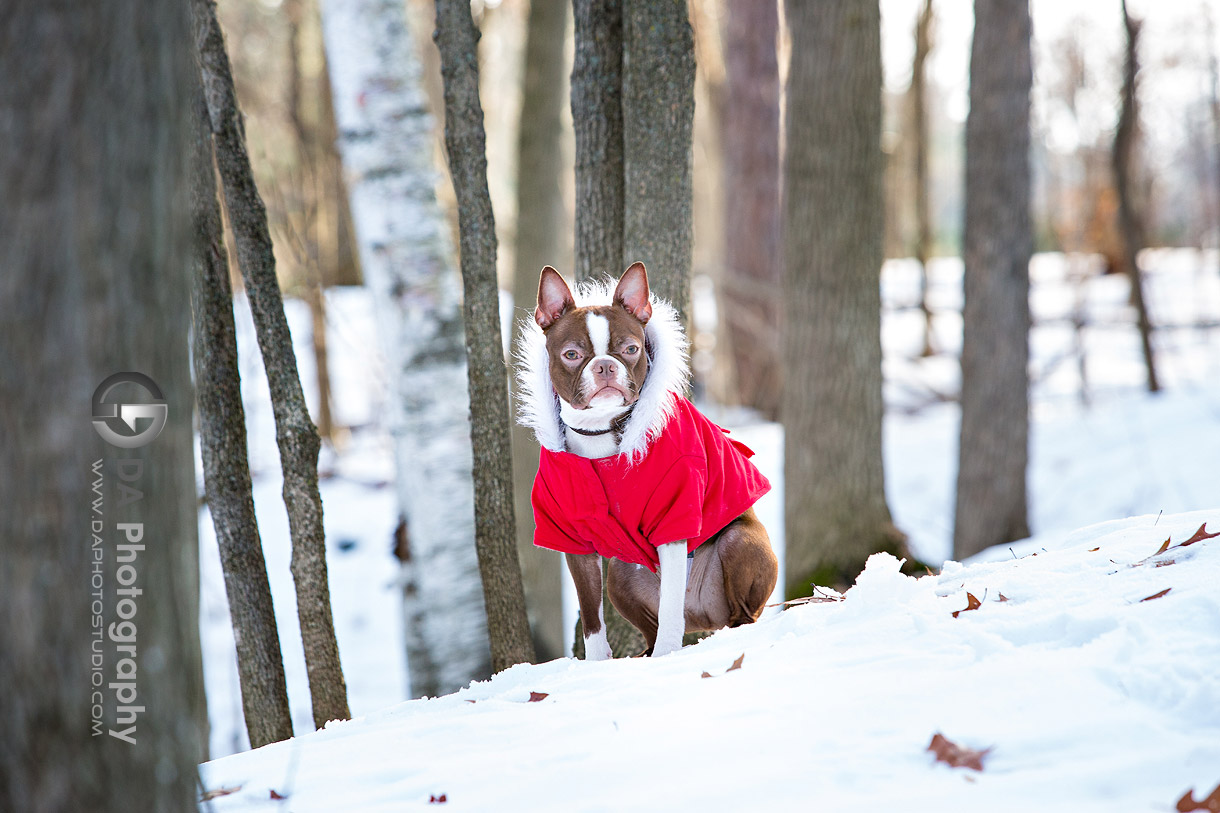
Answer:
514;278;690;463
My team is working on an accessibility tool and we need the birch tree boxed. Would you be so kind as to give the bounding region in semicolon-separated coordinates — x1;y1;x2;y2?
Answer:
320;0;492;696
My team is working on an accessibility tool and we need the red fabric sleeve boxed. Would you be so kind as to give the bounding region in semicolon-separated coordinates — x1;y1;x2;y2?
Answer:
639;454;707;549
531;472;594;556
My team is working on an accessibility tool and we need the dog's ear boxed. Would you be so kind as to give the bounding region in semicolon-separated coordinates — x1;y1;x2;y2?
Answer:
536;266;576;329
614;262;652;324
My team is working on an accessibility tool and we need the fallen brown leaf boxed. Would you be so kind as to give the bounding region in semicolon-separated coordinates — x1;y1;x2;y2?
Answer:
1141;588;1172;602
700;654;747;679
1088;547;1100;552
952;592;982;618
1156;537;1173;555
270;789;287;800
1175;782;1220;812
429;793;448;804
528;691;549;702
998;592;1010;603
1181;523;1220;548
927;732;991;771
200;786;242;802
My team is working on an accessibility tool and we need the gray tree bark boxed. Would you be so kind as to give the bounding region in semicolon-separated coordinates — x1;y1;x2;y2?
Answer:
571;0;625;286
783;0;907;596
511;0;570;661
0;0;205;807
567;0;646;659
721;0;782;419
953;0;1033;560
320;0;492;697
190;93;294;748
910;0;936;357
434;0;537;674
622;0;695;323
1113;0;1159;394
193;0;351;726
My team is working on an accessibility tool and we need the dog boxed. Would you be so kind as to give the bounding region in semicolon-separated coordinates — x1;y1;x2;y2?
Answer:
516;262;779;659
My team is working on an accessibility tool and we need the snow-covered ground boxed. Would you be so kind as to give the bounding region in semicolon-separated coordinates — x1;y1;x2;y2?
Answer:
199;250;1220;809
200;508;1220;811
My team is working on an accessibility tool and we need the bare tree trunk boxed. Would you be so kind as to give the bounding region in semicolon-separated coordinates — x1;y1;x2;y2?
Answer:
783;0;907;596
511;0;570;661
721;0;782;419
193;0;351;726
571;0;625;286
953;0;1033;560
191;93;294;748
0;0;205;806
910;0;936;357
566;0;645;658
622;0;695;323
320;0;492;697
286;0;337;444
434;0;537;673
1113;0;1159;394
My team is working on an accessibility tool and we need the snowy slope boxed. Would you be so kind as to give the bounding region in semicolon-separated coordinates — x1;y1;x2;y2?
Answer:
199;508;1220;812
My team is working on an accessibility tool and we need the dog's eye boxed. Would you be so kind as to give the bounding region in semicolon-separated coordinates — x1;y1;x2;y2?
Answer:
563;349;580;360
623;345;639;356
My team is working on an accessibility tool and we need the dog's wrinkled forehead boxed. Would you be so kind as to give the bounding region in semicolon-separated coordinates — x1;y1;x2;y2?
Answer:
544;304;647;355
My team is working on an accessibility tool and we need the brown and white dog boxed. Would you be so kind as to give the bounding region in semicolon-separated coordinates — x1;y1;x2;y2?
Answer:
516;263;779;658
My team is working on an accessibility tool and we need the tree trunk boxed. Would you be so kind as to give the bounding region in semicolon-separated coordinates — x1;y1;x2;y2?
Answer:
320;0;493;697
953;0;1033;560
191;93;295;748
0;0;205;807
286;0;337;444
721;0;782;420
193;0;351;726
910;0;936;357
782;0;906;596
571;0;625;286
434;0;537;674
511;0;570;661
622;0;695;323
565;0;646;658
1113;0;1159;394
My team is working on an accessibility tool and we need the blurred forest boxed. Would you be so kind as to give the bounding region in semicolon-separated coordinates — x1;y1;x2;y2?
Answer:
208;0;1220;657
219;0;1220;311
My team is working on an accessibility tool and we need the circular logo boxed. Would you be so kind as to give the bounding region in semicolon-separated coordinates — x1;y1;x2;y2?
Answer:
91;372;168;449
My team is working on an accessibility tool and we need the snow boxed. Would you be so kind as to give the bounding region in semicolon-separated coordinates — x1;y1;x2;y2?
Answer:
199;250;1220;808
200;508;1220;811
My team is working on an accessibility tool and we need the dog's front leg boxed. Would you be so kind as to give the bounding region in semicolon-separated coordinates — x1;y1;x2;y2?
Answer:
652;541;688;657
565;552;611;660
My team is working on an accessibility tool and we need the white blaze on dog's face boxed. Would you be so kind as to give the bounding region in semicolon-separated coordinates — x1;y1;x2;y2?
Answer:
534;263;653;416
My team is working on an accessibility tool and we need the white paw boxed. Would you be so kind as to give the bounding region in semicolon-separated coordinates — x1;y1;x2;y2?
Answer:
651;635;682;658
583;630;612;661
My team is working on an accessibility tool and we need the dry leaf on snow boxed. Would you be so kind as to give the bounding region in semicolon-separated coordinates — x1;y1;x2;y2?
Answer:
927;732;991;771
952;592;982;618
1175;782;1220;812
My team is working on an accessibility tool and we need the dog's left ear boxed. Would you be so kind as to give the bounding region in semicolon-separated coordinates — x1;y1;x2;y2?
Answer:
614;262;652;324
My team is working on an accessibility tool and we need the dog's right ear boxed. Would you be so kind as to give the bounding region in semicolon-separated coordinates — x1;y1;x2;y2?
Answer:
535;266;575;329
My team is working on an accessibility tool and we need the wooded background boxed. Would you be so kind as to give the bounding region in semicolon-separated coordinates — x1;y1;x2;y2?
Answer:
5;0;1220;805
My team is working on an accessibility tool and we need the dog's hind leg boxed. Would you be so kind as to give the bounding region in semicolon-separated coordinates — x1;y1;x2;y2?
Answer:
715;509;778;627
566;553;611;660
